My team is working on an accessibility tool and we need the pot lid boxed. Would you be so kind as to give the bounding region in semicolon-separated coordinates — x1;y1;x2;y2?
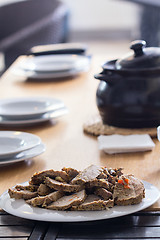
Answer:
115;40;160;70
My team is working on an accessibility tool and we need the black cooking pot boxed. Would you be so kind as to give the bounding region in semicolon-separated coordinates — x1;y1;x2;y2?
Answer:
94;40;160;128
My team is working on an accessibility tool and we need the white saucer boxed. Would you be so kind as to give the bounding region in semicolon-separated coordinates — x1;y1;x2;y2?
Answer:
0;97;64;119
12;56;90;80
18;54;90;72
0;131;41;159
0;143;45;166
0;107;68;126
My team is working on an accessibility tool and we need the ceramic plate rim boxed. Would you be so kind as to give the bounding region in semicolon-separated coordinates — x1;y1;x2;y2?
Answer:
0;181;159;222
0;143;45;166
0;97;64;117
11;57;90;79
0;131;41;157
19;54;89;72
0;107;68;126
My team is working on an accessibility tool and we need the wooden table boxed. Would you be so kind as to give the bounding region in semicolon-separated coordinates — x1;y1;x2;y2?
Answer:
0;47;160;238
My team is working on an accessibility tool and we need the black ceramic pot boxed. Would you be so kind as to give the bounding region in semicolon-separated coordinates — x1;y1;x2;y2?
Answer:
95;40;160;128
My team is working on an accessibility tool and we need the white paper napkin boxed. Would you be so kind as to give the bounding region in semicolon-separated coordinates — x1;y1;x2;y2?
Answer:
98;134;155;154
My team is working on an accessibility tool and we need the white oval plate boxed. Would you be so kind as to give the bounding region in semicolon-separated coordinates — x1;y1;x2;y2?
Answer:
18;54;90;72
12;57;90;80
0;131;41;158
0;143;45;166
0;97;64;119
0;181;159;222
0;107;68;126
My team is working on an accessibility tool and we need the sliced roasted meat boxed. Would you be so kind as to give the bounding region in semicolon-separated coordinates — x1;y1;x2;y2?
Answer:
97;172;108;179
15;184;38;192
72;194;114;211
71;165;103;185
29;169;69;185
47;190;86;210
113;174;145;206
37;184;52;196
94;188;112;200
102;167;124;184
62;167;79;181
26;191;64;207
8;165;145;211
8;188;37;200
45;177;84;192
86;179;112;191
102;167;123;177
42;191;64;207
26;195;47;207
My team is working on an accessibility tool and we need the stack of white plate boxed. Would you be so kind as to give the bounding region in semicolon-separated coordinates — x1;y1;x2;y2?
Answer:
12;54;91;80
0;96;68;126
0;131;45;166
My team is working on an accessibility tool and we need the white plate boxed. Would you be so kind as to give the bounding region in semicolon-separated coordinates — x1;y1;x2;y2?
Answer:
12;57;90;80
0;143;45;166
0;107;68;126
0;97;64;119
0;131;41;159
0;181;159;222
18;54;90;72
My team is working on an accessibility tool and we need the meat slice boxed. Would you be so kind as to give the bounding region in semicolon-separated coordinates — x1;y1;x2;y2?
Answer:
113;174;145;206
62;167;79;181
71;165;103;185
29;169;69;185
45;177;84;192
94;188;112;200
37;184;52;196
103;167;123;177
86;179;112;191
8;188;37;200
26;191;64;207
15;184;38;192
101;167;124;185
47;190;86;210
42;191;64;207
72;194;114;211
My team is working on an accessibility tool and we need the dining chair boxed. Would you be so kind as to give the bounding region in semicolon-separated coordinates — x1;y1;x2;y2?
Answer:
122;0;160;46
0;0;69;70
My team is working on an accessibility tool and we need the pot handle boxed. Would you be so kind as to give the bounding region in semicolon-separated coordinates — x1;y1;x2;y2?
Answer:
94;72;115;85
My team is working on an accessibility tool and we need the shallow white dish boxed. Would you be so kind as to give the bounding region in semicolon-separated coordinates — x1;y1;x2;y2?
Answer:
0;107;68;126
0;143;45;166
0;97;64;119
12;56;90;79
0;131;41;159
19;54;89;72
0;181;159;222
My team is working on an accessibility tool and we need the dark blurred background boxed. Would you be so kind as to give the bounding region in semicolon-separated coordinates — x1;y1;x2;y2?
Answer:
0;0;159;71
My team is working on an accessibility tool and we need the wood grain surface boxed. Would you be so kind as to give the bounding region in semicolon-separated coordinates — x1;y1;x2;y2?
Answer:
0;45;160;211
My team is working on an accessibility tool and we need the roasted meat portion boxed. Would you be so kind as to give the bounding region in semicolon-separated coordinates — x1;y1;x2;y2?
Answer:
8;165;145;211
